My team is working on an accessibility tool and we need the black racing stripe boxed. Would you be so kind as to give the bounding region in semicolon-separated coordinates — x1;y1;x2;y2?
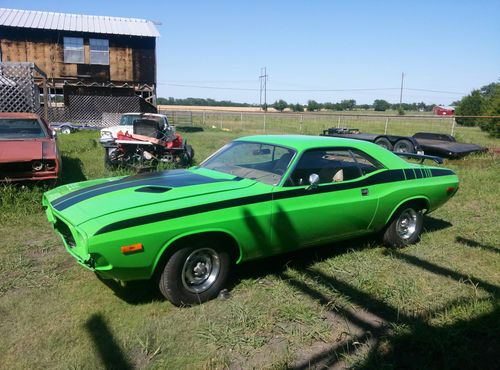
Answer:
414;169;423;179
95;193;273;235
94;169;406;235
430;168;455;177
52;170;227;211
404;169;416;180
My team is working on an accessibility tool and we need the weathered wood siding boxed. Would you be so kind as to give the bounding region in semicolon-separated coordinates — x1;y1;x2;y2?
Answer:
0;27;155;84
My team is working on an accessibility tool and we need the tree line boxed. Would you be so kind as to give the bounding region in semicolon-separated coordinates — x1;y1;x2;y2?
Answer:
454;82;499;137
273;99;436;113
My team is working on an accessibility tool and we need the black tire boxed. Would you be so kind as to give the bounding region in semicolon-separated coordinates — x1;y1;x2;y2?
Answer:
181;145;194;166
382;206;423;248
393;139;415;153
158;242;230;306
104;147;118;169
374;137;393;151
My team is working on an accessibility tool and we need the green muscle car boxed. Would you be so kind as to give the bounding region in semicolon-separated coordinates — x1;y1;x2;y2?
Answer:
42;135;459;305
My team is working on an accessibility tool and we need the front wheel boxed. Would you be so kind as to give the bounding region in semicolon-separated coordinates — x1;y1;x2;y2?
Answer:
382;207;423;248
159;243;230;306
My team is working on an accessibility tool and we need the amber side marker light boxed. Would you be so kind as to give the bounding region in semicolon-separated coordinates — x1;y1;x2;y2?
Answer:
121;243;144;254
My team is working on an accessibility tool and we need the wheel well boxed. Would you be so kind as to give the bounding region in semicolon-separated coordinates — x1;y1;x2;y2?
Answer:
386;198;429;224
153;231;241;279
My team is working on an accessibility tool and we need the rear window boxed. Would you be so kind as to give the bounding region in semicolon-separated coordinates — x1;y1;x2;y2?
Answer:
0;118;48;140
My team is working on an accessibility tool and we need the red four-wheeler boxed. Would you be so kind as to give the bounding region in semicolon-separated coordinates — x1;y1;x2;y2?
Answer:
101;115;194;169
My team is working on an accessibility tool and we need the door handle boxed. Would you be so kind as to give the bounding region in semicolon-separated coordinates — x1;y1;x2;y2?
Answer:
361;188;369;196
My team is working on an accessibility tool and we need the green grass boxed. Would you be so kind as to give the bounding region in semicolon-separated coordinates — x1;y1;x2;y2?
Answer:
0;125;499;369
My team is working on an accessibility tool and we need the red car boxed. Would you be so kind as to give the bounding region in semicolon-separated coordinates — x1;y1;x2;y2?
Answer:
0;112;61;184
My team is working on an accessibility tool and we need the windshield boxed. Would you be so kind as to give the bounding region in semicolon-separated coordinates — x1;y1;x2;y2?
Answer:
120;115;164;126
201;141;296;185
0;118;48;140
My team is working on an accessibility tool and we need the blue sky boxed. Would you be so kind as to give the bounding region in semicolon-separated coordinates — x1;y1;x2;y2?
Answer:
2;0;499;104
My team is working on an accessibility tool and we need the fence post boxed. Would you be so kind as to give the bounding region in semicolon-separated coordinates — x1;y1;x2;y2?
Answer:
220;113;223;129
300;114;303;133
384;117;389;134
263;113;266;133
451;118;456;136
337;116;341;128
202;111;206;126
241;112;243;130
190;111;193;126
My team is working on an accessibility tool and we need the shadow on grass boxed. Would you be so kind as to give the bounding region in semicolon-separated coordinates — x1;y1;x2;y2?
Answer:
176;126;204;133
85;313;133;370
422;215;452;232
60;156;86;184
456;236;500;254
96;275;163;305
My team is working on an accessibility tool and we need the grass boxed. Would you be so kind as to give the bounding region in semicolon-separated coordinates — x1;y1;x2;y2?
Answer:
0;123;499;369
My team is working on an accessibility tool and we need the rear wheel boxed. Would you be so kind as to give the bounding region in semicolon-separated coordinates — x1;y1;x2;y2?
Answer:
393;139;415;153
383;206;423;248
374;137;393;151
159;242;230;306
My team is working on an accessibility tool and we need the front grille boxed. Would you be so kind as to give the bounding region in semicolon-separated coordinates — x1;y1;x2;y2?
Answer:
54;218;76;248
0;162;32;175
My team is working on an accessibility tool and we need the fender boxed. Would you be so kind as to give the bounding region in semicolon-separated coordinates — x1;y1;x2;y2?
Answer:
151;228;244;276
384;196;430;225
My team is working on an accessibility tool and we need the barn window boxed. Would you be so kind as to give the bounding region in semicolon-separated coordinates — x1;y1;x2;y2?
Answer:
90;39;109;65
63;37;84;63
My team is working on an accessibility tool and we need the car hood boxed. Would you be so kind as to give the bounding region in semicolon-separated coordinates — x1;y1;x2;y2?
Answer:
44;168;258;227
0;139;56;163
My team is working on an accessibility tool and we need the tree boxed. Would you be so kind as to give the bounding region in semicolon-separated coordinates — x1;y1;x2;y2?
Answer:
479;83;500;137
455;90;485;127
307;100;321;112
340;99;356;110
373;99;391;112
273;99;288;112
290;103;304;112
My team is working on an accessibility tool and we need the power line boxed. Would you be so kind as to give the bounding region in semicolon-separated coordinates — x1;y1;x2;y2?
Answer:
157;82;466;95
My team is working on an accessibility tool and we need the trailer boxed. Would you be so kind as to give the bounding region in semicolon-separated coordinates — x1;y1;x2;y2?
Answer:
321;128;487;158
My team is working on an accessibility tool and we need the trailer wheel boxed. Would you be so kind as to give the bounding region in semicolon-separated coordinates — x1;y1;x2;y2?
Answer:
374;137;393;151
394;139;415;153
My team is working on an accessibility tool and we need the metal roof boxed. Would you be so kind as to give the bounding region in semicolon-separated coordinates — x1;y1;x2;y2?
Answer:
0;8;160;37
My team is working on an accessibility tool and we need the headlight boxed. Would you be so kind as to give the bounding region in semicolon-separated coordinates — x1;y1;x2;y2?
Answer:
32;160;43;171
101;131;112;138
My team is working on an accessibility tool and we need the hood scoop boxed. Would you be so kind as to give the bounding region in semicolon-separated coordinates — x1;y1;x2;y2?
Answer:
135;186;172;193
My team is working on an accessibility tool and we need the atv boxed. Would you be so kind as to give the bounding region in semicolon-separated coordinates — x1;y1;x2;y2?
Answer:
102;118;194;170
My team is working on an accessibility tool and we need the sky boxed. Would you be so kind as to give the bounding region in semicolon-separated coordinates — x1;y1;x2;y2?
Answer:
1;0;499;105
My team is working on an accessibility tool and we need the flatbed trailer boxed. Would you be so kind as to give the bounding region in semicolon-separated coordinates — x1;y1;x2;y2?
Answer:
321;128;487;158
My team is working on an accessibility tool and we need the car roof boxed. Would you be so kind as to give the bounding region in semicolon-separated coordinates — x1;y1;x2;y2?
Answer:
0;112;41;119
236;135;408;168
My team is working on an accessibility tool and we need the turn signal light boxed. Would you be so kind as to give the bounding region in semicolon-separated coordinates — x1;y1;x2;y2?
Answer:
120;243;144;254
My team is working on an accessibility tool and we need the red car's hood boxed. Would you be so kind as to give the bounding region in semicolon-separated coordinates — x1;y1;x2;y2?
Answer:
0;139;56;163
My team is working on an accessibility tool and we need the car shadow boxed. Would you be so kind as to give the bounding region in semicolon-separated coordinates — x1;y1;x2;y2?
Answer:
96;275;163;305
60;155;86;184
456;236;499;254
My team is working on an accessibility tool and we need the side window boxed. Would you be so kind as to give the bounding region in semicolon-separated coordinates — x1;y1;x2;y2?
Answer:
64;37;84;63
287;148;382;186
89;39;109;65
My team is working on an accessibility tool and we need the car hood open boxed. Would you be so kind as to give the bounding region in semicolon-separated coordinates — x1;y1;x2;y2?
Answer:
44;169;257;227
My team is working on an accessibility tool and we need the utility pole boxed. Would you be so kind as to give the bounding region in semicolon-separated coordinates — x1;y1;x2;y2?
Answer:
259;67;268;111
399;72;405;110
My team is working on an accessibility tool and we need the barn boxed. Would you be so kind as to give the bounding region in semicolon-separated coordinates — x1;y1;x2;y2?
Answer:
0;8;160;123
433;106;455;116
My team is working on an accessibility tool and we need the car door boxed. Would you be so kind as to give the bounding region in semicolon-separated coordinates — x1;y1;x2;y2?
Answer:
270;147;382;250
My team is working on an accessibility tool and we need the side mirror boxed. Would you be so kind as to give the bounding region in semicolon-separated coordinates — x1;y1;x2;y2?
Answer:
306;173;320;190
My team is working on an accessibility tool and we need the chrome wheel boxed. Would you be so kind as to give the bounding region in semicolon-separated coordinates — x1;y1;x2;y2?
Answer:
181;248;220;293
396;209;418;240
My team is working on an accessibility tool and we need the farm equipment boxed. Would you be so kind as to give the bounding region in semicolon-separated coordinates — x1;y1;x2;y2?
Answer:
321;128;487;158
102;118;194;169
